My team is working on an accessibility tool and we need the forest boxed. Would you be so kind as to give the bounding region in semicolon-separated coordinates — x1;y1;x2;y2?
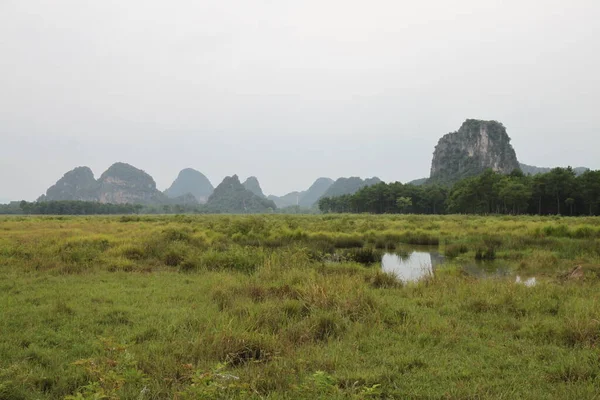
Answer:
319;167;600;216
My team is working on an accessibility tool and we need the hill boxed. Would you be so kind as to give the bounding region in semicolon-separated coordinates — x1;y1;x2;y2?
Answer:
268;192;303;208
268;177;334;208
242;177;266;198
206;175;276;213
165;168;214;203
320;177;381;199
299;177;335;207
96;163;168;205
41;163;168;205
41;166;99;202
519;163;588;176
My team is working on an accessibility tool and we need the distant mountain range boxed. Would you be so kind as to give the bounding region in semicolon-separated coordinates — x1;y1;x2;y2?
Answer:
268;178;335;208
36;164;381;212
23;118;592;210
518;163;588;176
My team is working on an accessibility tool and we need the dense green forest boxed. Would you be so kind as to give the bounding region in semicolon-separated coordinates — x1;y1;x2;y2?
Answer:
319;167;600;216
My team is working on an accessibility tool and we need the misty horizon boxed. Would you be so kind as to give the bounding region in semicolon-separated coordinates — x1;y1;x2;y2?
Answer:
2;1;599;201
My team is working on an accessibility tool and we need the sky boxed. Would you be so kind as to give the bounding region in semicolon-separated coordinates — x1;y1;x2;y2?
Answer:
1;0;599;201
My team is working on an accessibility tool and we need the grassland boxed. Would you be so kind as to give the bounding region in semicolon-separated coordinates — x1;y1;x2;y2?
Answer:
1;214;600;399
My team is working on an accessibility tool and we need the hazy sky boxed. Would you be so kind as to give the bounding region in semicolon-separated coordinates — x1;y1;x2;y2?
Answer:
1;0;599;201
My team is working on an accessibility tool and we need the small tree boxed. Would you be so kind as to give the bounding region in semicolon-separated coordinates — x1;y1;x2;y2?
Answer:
396;197;412;214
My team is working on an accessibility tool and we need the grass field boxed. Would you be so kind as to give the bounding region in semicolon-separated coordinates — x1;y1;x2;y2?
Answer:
1;214;600;399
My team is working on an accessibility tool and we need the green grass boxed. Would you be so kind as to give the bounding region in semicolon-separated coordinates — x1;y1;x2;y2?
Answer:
1;214;600;399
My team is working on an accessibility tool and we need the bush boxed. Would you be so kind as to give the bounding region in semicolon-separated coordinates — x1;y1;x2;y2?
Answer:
199;248;264;273
368;270;402;289
475;247;496;261
345;248;380;265
445;243;468;258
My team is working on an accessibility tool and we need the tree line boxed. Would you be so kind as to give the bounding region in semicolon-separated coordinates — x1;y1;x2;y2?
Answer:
318;167;600;216
16;201;144;215
1;201;277;215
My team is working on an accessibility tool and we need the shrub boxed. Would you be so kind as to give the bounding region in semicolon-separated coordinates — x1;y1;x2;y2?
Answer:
475;247;496;261
199;248;264;273
369;270;402;289
332;235;364;249
445;243;468;258
401;232;439;246
345;248;380;265
120;245;145;260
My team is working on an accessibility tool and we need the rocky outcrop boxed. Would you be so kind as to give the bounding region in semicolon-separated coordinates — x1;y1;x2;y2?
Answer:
41;166;100;201
206;175;277;213
165;168;214;203
242;177;266;198
97;163;167;205
430;119;520;183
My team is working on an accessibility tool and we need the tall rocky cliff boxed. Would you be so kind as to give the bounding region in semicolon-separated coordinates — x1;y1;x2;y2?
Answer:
430;119;520;183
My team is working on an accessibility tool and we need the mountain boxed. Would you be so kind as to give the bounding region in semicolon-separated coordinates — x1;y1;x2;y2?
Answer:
430;119;520;184
41;166;100;202
268;192;303;208
407;178;428;186
320;177;382;199
41;163;169;205
168;193;199;205
165;168;214;203
267;177;334;208
242;177;266;198
299;177;335;207
519;163;588;177
206;175;276;213
96;163;168;204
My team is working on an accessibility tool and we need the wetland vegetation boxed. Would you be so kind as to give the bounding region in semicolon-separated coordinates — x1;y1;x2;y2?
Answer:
1;214;600;399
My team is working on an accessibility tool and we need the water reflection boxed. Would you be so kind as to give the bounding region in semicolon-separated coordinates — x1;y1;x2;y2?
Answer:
381;248;510;283
462;262;510;278
515;276;537;287
381;250;444;282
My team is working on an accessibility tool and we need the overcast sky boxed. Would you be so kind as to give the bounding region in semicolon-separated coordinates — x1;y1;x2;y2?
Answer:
1;0;599;201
